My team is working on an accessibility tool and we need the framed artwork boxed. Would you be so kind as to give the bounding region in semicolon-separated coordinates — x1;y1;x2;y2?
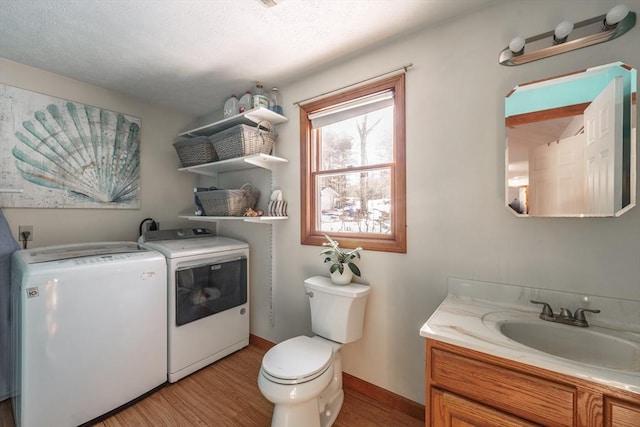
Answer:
0;84;141;209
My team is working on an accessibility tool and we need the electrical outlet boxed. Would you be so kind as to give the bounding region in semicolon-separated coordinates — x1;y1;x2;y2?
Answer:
19;225;33;241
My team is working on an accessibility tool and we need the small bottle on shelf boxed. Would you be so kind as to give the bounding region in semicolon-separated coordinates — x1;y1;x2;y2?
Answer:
252;82;269;109
223;95;239;118
268;87;283;115
238;91;253;114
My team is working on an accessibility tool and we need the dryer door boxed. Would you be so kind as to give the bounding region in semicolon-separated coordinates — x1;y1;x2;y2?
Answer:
175;255;247;326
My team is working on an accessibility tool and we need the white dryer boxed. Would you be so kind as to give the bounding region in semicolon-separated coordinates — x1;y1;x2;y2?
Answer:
140;228;250;383
11;242;167;427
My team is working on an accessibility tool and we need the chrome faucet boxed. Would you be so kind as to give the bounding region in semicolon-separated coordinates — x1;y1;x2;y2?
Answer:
530;300;600;327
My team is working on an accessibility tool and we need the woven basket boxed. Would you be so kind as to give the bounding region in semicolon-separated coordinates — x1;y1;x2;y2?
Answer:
195;183;260;216
173;136;218;167
209;121;276;160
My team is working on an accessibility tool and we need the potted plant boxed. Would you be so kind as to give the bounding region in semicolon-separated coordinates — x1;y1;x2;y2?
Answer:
320;234;362;285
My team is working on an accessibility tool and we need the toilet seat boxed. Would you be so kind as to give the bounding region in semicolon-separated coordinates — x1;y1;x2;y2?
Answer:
261;336;333;385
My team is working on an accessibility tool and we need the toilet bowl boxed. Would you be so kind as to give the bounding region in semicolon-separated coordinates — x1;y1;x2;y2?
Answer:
258;336;344;427
258;276;370;427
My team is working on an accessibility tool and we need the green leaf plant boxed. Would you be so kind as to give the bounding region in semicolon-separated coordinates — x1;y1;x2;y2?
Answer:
320;234;362;277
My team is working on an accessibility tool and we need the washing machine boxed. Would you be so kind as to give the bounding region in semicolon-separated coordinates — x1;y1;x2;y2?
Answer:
11;241;167;427
140;228;250;383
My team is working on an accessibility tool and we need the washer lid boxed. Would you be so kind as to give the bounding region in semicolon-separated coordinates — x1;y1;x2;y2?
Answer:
262;336;333;382
21;242;147;263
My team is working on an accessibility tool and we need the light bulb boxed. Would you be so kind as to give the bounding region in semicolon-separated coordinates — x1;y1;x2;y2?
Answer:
554;21;574;42
605;4;630;26
509;36;526;54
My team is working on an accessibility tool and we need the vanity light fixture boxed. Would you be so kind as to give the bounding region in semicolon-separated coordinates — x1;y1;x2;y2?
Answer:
499;4;636;66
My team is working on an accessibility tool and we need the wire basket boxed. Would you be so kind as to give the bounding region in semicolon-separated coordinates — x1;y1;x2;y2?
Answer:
209;121;276;160
173;136;218;167
195;183;260;216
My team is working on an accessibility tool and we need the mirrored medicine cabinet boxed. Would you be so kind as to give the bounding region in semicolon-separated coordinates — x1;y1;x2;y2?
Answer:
505;62;637;217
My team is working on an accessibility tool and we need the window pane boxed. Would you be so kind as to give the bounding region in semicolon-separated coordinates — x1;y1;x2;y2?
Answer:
300;73;406;253
317;168;391;234
319;106;393;171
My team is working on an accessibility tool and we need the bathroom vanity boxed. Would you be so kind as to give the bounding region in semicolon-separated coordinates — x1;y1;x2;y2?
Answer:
420;278;640;427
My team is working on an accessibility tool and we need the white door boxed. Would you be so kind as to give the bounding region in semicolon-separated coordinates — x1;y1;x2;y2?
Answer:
556;134;586;215
584;77;623;216
528;134;585;216
529;142;557;216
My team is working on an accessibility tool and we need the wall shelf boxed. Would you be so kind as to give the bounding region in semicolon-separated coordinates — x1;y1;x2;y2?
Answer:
178;107;287;137
177;108;289;226
178;153;288;176
179;214;288;224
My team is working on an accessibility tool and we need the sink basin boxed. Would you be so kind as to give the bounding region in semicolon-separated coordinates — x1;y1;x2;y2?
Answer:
498;320;640;371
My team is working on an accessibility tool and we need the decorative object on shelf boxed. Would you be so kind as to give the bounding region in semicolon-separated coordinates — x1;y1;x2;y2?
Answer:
243;208;264;217
173;136;217;167
209;120;276;160
0;83;141;209
195;183;260;216
267;189;287;216
499;4;636;66
321;234;362;285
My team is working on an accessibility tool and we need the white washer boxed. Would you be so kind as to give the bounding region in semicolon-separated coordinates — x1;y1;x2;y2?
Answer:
11;242;167;427
140;228;250;383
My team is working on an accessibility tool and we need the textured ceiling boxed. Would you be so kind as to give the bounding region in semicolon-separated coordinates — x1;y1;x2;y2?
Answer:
0;0;497;117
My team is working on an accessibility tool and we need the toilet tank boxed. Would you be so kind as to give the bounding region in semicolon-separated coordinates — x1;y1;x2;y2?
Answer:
304;276;370;344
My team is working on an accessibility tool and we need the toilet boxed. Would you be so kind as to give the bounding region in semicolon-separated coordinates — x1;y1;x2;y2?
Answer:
258;275;370;427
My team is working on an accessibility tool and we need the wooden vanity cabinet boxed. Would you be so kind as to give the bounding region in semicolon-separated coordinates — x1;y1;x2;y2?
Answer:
426;339;640;427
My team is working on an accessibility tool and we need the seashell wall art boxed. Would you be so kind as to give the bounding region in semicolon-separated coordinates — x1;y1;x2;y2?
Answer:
0;84;140;208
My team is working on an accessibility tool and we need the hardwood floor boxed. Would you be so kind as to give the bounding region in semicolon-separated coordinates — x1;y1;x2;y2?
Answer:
0;344;423;426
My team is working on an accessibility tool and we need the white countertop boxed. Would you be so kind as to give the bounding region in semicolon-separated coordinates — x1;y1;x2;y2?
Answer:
420;278;640;395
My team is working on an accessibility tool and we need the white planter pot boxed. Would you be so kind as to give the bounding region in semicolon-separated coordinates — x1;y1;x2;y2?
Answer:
330;265;353;285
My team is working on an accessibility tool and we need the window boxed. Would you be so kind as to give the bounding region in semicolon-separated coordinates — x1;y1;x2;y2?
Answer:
300;74;406;253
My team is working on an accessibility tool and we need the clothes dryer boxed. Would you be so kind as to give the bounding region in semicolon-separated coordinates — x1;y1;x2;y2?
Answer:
140;228;249;382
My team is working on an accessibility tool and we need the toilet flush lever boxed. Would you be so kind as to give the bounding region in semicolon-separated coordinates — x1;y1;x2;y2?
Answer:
306;291;314;298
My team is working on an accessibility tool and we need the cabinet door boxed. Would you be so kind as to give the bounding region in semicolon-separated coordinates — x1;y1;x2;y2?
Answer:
432;389;540;427
429;347;574;426
604;397;640;427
